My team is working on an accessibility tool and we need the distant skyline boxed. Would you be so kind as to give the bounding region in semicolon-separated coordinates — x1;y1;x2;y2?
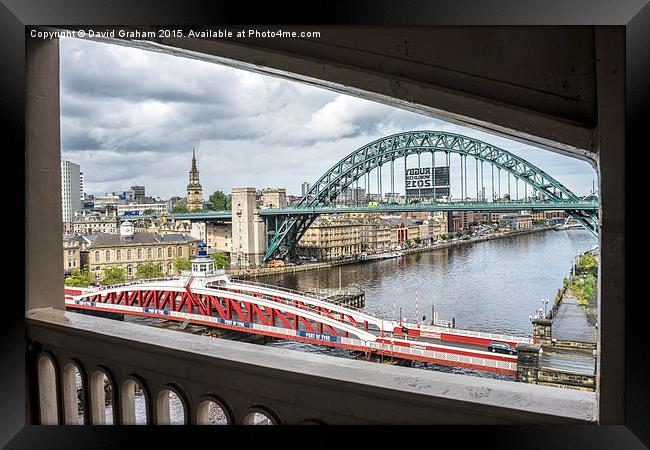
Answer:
60;37;597;200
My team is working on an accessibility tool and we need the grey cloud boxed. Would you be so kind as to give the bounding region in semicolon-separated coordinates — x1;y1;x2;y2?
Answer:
60;37;596;199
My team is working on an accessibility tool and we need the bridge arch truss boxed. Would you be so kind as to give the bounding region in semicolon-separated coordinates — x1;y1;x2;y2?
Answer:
264;131;598;261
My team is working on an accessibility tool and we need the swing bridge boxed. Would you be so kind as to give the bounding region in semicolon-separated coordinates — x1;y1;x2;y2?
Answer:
65;268;532;376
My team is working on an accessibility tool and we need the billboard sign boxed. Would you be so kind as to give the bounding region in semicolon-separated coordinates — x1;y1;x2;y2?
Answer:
406;166;450;199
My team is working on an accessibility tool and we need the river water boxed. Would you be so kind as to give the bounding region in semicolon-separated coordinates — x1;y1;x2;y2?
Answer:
111;229;596;423
256;229;597;377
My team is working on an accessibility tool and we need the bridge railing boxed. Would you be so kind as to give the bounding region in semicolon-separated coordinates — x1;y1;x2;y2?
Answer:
418;323;532;345
26;308;594;425
229;279;371;314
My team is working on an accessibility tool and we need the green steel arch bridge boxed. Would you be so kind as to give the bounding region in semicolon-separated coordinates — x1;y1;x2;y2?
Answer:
118;131;599;261
262;131;599;261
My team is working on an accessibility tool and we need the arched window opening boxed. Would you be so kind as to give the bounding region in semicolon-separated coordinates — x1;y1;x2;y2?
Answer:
62;362;85;425
242;408;277;425
90;370;114;425
156;387;186;425
120;378;148;425
196;399;230;425
37;353;58;425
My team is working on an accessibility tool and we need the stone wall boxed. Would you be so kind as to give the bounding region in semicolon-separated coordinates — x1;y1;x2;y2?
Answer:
538;369;596;392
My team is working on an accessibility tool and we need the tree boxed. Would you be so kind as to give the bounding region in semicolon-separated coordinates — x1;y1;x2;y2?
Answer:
577;253;598;276
136;262;164;279
171;204;189;213
210;251;229;268
142;208;156;215
208;191;231;211
102;266;125;285
65;268;93;287
174;257;192;273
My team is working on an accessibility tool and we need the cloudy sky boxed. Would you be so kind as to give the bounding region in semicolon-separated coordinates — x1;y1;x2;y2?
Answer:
60;37;597;199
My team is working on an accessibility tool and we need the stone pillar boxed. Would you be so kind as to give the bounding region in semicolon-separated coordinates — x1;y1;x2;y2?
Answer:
261;188;287;208
26;36;64;311
515;343;541;384
231;188;265;268
532;318;553;346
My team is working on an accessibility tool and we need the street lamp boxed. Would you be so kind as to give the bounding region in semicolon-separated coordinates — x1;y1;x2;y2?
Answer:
541;298;549;318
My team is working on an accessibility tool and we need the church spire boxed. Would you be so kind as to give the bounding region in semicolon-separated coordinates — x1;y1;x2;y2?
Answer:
191;148;198;173
186;148;203;210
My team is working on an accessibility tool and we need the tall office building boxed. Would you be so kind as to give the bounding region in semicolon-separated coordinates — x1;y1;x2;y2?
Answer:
130;185;146;203
301;181;311;197
61;159;82;223
79;172;84;202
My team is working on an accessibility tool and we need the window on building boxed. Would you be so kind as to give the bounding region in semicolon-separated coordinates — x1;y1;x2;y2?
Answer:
148;248;152;259
116;250;121;261
105;250;110;262
127;249;132;260
94;251;99;262
158;248;162;258
137;249;142;259
178;247;183;257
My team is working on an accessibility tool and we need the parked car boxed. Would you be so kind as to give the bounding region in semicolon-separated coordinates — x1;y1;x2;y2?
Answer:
487;342;517;355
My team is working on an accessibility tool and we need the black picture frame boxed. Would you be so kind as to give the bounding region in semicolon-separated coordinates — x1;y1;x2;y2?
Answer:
4;0;646;447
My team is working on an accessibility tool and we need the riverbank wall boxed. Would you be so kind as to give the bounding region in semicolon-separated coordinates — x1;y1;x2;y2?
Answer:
227;226;555;279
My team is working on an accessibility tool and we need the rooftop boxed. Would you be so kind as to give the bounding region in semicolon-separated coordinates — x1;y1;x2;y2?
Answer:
84;232;200;247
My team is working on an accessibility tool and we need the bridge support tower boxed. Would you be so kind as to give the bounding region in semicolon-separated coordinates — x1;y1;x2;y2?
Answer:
231;187;266;268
